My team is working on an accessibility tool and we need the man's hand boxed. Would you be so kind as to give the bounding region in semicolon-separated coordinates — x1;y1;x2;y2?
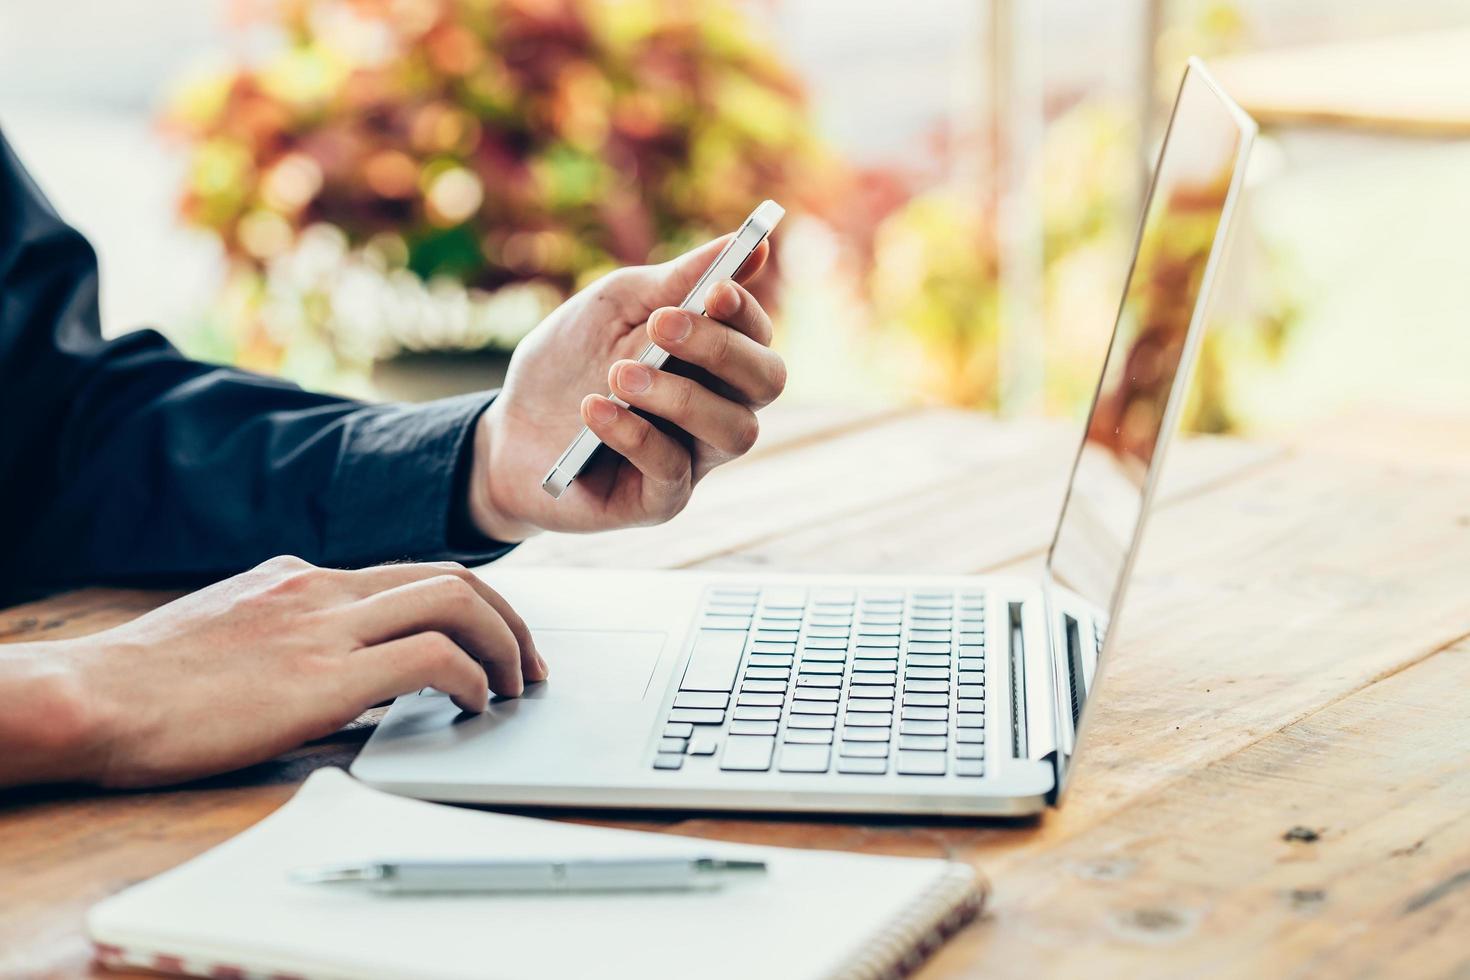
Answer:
467;235;785;540
0;556;544;789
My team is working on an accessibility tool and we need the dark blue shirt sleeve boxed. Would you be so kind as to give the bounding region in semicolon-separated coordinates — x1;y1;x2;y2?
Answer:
0;128;513;603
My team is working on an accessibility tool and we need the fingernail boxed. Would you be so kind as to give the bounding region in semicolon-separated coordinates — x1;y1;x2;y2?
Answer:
616;362;652;393
535;651;550;678
708;280;739;317
653;307;692;343
587;397;618;424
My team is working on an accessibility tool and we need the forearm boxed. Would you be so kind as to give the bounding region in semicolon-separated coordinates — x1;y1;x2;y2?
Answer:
0;643;104;789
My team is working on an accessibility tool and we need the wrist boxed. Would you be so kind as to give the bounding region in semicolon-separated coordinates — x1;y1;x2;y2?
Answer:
0;641;113;787
468;400;541;543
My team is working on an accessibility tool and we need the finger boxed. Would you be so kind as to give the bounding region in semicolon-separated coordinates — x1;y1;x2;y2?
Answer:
352;633;489;714
581;394;692;498
698;278;772;345
343;574;526;697
608;360;759;459
638;234;770;308
732;238;770;286
338;563;546;682
646;309;787;408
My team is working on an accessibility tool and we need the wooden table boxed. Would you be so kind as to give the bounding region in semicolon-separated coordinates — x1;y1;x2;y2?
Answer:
1210;30;1470;138
5;404;1470;978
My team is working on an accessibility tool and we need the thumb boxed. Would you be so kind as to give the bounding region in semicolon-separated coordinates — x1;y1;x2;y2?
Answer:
639;233;770;310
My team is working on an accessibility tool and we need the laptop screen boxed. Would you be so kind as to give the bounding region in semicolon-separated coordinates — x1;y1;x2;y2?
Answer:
1045;62;1254;771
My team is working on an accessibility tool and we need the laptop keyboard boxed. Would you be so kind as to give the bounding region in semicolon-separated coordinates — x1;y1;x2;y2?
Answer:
652;586;986;777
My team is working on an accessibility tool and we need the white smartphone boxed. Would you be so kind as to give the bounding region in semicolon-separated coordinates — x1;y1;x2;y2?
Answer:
541;199;785;499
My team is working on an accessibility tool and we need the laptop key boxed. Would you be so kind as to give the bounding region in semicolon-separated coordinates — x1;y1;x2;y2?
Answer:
903;692;948;707
907;654;950;668
841;727;891;742
653;753;684;770
844;712;893;727
850;684;897;699
955;760;986;777
734;706;781;721
730;720;778;736
846;698;895;712
958;671;985;684
778;744;831;773
803;637;848;650
738;692;785;707
902;706;948;721
793;686;840;701
957;685;985;699
837;757;887;774
742;680;788;693
956;699;985;713
956;713;985;728
901;720;947;736
905;666;948;680
904;679;949;693
954;744;985;759
701;615;752;631
658;737;689;754
955;729;986;744
790;700;838;715
799;675;842;689
751;642;797;655
957;658;985;671
719;735;775;771
663;723;694;739
674;691;729;710
746;667;790;680
853;647;899;660
785;728;834;744
798;662;844;675
679;630;747;692
839;741;889;758
799;649;847;663
668;708;724;725
898;735;947;751
788;715;837;730
895;751;946;775
688;738;718;756
747;654;794;668
854;671;898;685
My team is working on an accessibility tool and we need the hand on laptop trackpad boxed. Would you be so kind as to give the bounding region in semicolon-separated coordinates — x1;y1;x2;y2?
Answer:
515;630;664;703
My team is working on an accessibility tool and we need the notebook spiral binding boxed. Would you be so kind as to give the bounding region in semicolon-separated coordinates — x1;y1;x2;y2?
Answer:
831;863;987;980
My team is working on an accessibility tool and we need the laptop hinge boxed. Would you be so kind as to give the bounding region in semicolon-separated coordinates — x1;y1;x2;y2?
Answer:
1010;595;1059;765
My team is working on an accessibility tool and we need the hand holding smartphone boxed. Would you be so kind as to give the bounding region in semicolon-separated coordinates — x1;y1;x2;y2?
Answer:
541;200;785;499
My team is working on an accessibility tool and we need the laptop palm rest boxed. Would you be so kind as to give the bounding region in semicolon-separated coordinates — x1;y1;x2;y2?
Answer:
515;629;663;703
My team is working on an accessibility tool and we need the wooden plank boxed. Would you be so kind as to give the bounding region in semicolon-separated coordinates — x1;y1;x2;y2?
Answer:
981;448;1470;838
695;430;1283;576
923;633;1470;977
504;410;1062;569
1211;31;1470;137
0;588;182;644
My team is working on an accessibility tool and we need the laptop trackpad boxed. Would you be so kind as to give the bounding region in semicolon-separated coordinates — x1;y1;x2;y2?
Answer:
517;630;664;703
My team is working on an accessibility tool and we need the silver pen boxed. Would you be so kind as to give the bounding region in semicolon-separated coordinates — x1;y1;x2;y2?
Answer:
289;856;767;895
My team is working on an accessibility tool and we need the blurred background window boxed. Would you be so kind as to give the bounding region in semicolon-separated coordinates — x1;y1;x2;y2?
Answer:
1;0;1468;429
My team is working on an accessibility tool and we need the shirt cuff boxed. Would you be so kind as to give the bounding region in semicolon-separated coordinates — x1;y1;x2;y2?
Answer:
322;390;517;568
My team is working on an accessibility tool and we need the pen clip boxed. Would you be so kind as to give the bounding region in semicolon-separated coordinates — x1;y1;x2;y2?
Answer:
290;862;389;886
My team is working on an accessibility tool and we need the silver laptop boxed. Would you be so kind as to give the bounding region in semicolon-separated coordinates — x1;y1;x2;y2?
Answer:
353;61;1256;817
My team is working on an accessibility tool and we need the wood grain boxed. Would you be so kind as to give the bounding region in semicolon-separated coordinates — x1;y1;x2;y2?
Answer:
3;406;1469;979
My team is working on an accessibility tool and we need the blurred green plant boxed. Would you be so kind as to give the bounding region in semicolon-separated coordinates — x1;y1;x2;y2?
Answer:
165;0;830;379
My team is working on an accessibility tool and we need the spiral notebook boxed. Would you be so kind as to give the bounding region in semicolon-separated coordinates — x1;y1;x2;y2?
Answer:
88;769;984;980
